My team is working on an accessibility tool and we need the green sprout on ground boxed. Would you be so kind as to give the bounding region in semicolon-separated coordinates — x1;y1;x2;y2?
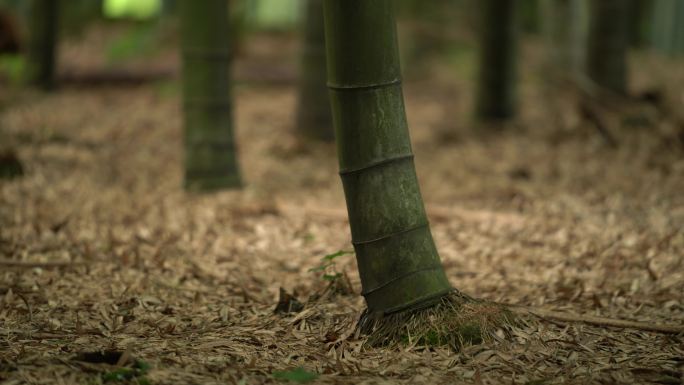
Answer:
308;250;355;298
308;250;353;282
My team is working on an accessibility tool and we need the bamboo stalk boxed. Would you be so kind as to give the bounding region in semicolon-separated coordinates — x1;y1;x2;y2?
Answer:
323;0;451;315
180;0;241;191
586;0;629;94
296;0;334;141
26;0;58;90
475;0;518;120
541;0;585;82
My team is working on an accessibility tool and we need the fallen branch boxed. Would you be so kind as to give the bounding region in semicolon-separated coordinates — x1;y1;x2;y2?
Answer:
513;306;684;335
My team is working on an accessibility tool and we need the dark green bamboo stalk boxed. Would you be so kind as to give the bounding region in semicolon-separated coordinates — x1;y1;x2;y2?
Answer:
628;0;653;48
520;0;539;34
295;0;334;141
26;0;58;90
677;0;684;55
323;0;451;316
586;0;629;94
180;0;241;191
475;0;518;120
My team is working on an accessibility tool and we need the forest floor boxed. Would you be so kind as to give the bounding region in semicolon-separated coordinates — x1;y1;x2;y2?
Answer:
1;26;684;385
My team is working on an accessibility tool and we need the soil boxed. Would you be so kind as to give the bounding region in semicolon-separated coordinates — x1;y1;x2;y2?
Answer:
1;25;683;384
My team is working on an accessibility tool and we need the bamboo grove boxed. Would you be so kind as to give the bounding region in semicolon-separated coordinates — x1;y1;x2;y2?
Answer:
6;0;684;347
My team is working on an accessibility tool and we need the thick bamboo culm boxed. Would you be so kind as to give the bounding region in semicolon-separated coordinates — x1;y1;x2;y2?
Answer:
323;0;451;315
296;0;334;141
180;0;241;191
27;0;58;90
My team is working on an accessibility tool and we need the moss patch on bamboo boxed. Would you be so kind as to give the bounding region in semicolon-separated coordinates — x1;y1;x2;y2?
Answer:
359;290;515;349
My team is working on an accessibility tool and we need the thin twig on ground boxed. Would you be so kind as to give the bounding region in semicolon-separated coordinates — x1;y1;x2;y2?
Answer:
513;306;684;334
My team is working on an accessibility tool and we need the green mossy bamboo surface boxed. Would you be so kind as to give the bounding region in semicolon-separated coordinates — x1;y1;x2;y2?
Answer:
180;0;241;191
586;0;629;94
323;0;451;316
475;0;518;121
27;0;59;90
295;0;333;141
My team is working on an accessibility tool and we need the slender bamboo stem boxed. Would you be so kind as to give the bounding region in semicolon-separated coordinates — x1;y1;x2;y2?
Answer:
296;0;333;141
27;0;58;90
180;0;241;191
542;0;584;82
627;0;652;48
323;0;451;315
586;0;629;94
475;0;518;121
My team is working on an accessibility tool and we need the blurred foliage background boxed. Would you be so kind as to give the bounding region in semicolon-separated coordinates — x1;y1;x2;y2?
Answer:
0;0;682;97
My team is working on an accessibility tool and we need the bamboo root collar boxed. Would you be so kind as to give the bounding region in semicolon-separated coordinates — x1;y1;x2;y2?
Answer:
358;290;516;349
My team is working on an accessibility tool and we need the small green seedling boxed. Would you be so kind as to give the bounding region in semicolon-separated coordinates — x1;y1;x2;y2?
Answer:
308;250;353;275
309;250;355;295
